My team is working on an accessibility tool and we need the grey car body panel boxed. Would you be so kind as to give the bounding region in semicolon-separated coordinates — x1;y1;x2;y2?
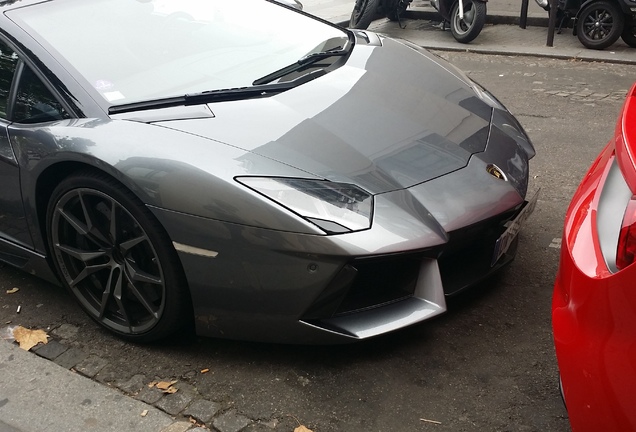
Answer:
0;1;534;343
153;38;494;194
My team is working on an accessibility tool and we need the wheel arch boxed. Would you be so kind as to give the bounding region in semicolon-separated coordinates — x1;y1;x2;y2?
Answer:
33;160;152;254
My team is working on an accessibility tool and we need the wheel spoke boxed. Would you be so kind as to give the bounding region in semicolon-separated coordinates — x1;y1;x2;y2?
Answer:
57;207;89;236
112;267;132;332
98;266;117;319
125;260;162;285
70;262;111;287
119;235;148;255
128;281;160;319
55;244;107;263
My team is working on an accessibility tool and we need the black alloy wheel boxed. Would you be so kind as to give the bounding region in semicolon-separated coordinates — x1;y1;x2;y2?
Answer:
47;170;190;342
350;0;382;29
621;21;636;47
576;1;624;50
450;0;487;43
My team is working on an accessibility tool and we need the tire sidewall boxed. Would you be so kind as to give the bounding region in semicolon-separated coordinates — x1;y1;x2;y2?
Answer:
450;0;487;43
350;0;382;29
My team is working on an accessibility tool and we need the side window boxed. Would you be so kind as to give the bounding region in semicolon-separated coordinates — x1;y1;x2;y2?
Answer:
13;65;70;124
0;40;18;119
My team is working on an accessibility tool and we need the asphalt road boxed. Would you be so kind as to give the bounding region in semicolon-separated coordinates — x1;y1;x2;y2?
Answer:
1;52;634;432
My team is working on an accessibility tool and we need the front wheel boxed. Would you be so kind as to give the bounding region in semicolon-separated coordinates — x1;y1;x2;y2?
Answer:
576;1;624;50
621;21;636;47
450;0;487;43
47;170;192;342
350;0;382;29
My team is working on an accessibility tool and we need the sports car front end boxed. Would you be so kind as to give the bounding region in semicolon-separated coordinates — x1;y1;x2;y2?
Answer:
553;83;636;431
0;0;536;343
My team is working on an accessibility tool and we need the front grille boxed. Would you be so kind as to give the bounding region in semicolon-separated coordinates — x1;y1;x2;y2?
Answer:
333;255;423;316
302;204;523;320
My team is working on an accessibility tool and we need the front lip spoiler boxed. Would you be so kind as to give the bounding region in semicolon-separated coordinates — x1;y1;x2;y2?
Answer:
302;259;446;339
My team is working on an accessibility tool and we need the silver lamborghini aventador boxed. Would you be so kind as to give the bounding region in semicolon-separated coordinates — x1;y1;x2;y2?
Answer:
0;0;535;343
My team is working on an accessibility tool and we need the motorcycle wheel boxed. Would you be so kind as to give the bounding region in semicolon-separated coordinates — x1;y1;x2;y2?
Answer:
350;0;382;29
387;0;410;21
576;1;624;50
450;0;487;44
621;21;636;47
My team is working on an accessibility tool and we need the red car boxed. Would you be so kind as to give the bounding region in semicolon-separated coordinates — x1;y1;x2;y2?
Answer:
553;82;636;431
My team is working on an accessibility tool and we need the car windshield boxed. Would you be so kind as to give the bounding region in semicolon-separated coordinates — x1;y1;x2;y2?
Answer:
9;0;348;105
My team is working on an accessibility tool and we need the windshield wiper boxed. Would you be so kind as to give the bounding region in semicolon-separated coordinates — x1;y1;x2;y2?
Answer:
253;37;352;86
108;70;326;115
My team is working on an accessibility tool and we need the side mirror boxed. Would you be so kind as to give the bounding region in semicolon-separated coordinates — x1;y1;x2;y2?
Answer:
273;0;303;10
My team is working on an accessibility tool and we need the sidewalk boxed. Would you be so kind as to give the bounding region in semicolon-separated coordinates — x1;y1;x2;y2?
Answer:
0;340;196;432
301;0;636;64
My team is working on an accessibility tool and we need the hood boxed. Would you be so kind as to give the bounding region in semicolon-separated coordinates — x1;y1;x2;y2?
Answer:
144;36;494;194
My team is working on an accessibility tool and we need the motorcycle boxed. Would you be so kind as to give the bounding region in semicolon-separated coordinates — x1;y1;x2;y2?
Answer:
350;0;487;44
534;0;636;49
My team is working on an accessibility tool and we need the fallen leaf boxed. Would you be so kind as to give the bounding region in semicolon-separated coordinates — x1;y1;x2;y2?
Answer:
200;368;209;374
140;410;148;417
6;288;18;294
162;386;178;394
13;326;48;351
147;381;158;388
294;426;313;432
155;380;177;390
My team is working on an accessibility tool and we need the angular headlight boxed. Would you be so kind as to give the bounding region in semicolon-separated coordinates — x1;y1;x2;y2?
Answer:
237;177;373;234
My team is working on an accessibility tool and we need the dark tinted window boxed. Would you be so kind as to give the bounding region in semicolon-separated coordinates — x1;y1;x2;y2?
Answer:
0;40;18;119
13;66;69;124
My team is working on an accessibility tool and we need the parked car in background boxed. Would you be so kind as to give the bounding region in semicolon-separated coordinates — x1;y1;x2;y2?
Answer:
0;0;535;343
553;82;636;431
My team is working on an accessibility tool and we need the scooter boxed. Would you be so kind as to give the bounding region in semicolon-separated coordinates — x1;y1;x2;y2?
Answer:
349;0;487;44
534;0;636;49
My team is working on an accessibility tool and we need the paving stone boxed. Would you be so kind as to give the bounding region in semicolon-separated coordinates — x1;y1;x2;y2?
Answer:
94;363;121;384
160;421;194;432
155;389;195;416
137;386;165;405
33;340;68;360
183;399;221;424
212;410;252;432
53;347;88;369
117;373;147;394
51;324;79;340
74;354;109;378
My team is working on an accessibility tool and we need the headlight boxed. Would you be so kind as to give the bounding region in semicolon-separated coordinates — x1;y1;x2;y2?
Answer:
237;177;373;234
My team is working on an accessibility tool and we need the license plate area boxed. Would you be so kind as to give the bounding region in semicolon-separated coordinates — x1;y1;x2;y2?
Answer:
491;189;540;266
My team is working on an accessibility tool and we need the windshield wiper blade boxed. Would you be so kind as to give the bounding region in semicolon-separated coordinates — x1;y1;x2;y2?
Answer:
108;70;326;115
253;38;352;86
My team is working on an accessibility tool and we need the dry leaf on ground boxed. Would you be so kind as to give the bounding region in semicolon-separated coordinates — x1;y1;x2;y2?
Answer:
151;380;178;394
294;426;314;432
13;326;48;351
6;288;18;294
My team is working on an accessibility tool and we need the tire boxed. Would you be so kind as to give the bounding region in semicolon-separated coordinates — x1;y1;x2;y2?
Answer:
350;0;382;29
576;1;624;50
387;0;409;21
621;21;636;47
450;0;487;44
46;170;191;342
